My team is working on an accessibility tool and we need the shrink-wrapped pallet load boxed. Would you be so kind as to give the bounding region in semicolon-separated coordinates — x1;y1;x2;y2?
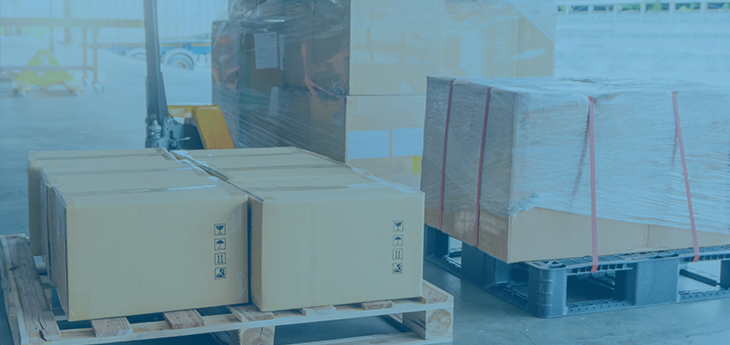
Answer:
212;0;557;189
422;77;730;262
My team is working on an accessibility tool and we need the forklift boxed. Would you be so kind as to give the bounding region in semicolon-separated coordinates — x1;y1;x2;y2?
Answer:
142;0;235;151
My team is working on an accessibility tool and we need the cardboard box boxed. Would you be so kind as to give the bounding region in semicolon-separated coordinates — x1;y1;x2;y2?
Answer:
172;147;345;179
429;207;730;263
39;162;198;277
175;148;425;311
283;0;555;95
27;148;177;256
212;18;288;148
273;89;426;189
422;77;730;262
49;168;248;321
247;174;424;311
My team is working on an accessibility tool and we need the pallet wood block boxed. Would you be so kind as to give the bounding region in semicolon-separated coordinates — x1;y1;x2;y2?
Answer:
163;310;205;329
91;317;133;337
1;235;454;345
228;304;275;322
229;326;276;345
402;309;454;341
299;305;337;316
421;283;452;304
359;300;395;310
1;235;61;343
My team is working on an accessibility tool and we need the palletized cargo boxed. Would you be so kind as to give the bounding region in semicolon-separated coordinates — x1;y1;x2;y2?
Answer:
422;77;730;263
176;148;425;311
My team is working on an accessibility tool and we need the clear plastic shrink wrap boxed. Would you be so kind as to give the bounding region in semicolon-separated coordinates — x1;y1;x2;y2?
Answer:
421;77;730;260
212;0;556;189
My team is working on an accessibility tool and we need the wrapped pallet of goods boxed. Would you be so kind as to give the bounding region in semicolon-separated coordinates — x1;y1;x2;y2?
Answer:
212;0;556;189
422;77;730;263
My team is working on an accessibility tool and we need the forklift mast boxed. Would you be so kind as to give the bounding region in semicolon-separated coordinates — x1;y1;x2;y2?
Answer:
142;0;235;150
143;0;170;149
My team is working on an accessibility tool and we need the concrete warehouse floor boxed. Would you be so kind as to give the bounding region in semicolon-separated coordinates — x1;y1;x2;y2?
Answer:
2;37;730;345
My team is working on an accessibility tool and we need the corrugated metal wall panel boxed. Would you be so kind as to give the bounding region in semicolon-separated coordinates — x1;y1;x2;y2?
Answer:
0;0;228;41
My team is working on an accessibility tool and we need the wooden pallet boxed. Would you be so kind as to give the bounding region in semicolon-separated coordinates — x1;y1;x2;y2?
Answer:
1;235;454;345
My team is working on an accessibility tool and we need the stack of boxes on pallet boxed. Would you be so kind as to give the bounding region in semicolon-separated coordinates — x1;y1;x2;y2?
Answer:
212;0;556;189
422;77;730;263
29;147;423;320
173;148;424;311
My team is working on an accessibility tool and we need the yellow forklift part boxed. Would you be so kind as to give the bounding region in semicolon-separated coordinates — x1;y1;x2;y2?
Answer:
168;105;235;149
16;50;73;87
14;50;84;96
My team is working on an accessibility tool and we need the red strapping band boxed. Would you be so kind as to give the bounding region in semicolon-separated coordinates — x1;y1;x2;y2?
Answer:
474;88;493;247
672;91;701;263
588;97;599;273
438;80;456;230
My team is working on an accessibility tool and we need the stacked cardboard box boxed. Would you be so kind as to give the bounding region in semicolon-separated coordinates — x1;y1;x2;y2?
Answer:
174;148;425;311
32;147;424;319
45;164;249;321
422;77;730;263
27;148;179;257
212;0;556;189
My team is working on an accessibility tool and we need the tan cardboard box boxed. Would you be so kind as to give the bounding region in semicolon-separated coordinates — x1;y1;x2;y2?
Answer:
49;169;248;321
429;207;730;263
281;0;555;95
175;148;425;311
245;173;424;311
172;147;344;179
39;162;200;277
273;90;427;189
26;148;176;256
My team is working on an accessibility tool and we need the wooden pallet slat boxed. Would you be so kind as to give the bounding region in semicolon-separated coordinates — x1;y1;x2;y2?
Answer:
2;235;62;343
91;317;133;337
299;305;336;316
1;235;454;345
164;309;205;329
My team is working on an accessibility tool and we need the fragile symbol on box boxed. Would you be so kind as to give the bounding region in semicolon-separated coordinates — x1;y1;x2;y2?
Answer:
215;267;226;280
214;238;226;251
392;263;403;274
214;223;226;236
393;220;404;232
393;235;403;246
393;248;403;260
215;253;226;265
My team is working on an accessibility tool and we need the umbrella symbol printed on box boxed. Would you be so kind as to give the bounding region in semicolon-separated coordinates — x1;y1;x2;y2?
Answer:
215;239;226;250
393;235;403;246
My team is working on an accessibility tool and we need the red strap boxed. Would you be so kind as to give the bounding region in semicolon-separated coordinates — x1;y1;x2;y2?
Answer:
588;97;599;273
474;88;493;247
438;80;456;230
672;92;701;263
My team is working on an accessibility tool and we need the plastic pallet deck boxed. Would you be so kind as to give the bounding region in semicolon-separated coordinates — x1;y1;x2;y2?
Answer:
425;225;730;318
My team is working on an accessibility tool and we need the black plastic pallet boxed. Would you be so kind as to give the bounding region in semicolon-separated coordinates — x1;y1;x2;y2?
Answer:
425;225;730;318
